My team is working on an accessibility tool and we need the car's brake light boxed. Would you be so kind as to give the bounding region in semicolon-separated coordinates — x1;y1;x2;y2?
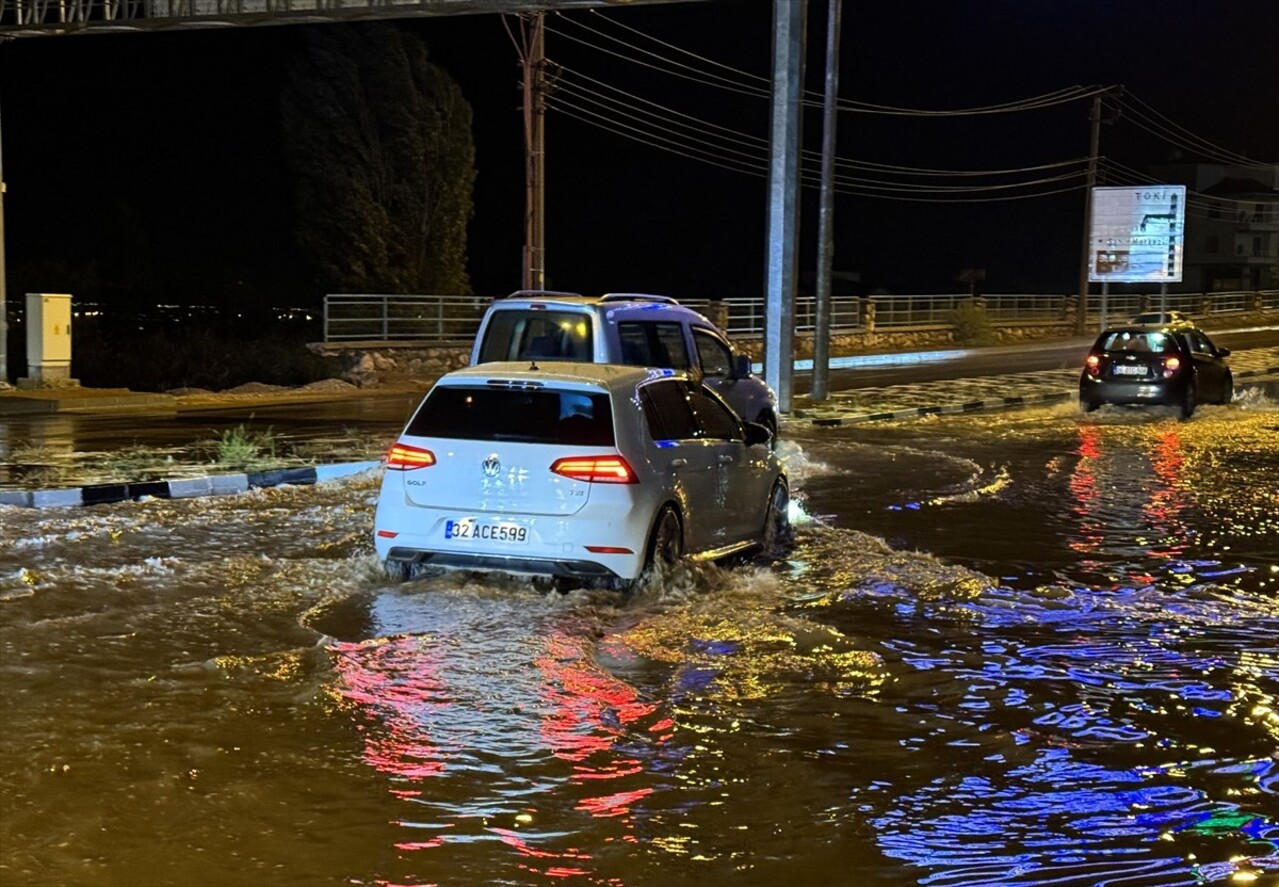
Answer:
550;456;638;484
386;442;436;470
1162;356;1181;379
1085;355;1102;376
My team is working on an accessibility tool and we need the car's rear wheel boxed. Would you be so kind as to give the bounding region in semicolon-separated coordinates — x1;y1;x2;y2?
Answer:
647;506;684;571
1179;383;1196;420
1080;395;1099;414
1221;372;1234;405
762;480;791;554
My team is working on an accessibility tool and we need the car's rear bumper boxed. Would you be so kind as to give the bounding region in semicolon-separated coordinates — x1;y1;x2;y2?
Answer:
1080;377;1183;406
373;491;652;581
384;546;624;580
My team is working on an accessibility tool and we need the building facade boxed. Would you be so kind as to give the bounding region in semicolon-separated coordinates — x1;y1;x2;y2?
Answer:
1153;163;1279;292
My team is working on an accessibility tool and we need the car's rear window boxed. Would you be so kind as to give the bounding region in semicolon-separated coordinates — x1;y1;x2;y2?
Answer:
1099;330;1178;353
406;386;614;446
476;310;593;362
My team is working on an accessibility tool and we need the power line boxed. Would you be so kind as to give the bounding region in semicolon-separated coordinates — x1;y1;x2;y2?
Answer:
557;65;1091;187
561;10;1273;174
551;12;1108;118
545;90;1092;203
546;13;1271;209
1113;91;1271;167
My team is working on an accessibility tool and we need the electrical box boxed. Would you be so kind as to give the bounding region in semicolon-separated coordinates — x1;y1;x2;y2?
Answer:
25;293;74;383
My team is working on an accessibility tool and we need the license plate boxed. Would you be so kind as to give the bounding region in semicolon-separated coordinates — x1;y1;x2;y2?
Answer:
1112;364;1146;376
444;518;529;544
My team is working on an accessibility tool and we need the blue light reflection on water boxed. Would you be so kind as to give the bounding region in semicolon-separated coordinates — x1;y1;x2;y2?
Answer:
871;745;1278;886
782;407;1279;885
871;613;1277;884
791;528;1278;885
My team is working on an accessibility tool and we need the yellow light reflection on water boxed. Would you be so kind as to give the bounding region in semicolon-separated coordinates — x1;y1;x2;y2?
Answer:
619;568;884;704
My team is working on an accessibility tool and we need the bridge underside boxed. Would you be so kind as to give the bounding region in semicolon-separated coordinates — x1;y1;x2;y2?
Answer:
0;0;693;38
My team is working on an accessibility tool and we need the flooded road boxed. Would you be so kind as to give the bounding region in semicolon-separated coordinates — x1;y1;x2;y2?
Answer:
2;400;1277;886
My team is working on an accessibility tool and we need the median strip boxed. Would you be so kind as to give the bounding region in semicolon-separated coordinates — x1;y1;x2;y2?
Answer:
0;460;381;509
799;392;1073;427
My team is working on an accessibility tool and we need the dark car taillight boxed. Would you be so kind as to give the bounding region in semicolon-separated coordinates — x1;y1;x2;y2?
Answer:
1085;354;1102;377
386;442;436;470
1162;356;1182;379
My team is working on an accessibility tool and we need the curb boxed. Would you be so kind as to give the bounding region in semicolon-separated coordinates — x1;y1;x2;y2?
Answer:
790;365;1278;428
795;392;1073;427
0;461;382;509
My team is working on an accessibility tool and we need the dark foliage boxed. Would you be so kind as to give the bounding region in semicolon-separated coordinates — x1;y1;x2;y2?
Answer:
280;24;477;296
69;320;330;392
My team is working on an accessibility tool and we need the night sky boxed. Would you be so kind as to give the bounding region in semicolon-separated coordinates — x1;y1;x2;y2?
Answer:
1;0;1276;308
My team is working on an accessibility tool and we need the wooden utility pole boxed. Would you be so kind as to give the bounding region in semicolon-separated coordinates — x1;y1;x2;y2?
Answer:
810;0;842;402
1075;92;1103;334
520;13;546;292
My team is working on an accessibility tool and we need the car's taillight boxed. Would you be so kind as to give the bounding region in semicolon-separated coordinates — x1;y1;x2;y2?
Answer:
386;442;436;470
550;456;638;484
1162;356;1181;379
1085;354;1102;376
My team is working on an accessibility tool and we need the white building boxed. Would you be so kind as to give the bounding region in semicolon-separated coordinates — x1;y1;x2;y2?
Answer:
1153;163;1279;292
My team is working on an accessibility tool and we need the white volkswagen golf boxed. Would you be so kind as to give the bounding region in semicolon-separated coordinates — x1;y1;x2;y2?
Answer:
373;362;789;588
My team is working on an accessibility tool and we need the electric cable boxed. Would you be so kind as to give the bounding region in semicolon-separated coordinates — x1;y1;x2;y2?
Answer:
551;13;1108;117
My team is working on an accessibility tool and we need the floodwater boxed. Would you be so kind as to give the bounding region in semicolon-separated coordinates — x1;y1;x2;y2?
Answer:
0;394;419;489
2;399;1277;886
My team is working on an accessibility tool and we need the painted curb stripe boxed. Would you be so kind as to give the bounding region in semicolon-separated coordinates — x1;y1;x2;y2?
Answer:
798;391;1073;427
247;467;319;489
4;461;384;510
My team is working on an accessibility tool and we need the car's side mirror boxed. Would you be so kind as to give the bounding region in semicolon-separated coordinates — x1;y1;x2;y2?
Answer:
1217;347;1231;358
733;354;752;379
744;421;772;447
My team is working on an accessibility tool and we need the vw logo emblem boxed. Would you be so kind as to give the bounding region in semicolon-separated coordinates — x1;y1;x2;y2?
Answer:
482;455;501;477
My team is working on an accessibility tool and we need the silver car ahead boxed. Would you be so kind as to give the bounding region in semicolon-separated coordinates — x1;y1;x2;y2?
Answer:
469;291;779;438
373;362;789;588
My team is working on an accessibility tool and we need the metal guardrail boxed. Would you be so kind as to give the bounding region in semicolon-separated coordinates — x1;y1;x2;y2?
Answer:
682;296;865;335
322;290;1279;342
323;294;487;342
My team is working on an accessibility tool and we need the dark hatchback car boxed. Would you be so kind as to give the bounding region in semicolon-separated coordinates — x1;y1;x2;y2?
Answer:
1079;326;1233;419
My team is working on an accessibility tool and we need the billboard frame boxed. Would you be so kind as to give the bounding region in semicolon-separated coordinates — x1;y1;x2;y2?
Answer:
1087;185;1186;284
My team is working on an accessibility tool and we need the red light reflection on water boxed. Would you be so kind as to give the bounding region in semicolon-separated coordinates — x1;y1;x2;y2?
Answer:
1068;423;1191;578
329;625;674;877
537;633;659;764
1143;427;1188;560
1068;424;1104;557
330;636;452;783
536;633;672;827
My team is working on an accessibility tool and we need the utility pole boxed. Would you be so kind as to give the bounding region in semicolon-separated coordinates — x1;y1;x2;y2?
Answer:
810;0;842;402
763;0;805;414
1075;91;1103;335
519;13;546;292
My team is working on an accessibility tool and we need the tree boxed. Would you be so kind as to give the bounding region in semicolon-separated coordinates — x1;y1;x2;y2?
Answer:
281;24;476;295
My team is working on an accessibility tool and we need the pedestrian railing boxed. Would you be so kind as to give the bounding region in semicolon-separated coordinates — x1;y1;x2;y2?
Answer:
323;294;488;342
322;290;1278;342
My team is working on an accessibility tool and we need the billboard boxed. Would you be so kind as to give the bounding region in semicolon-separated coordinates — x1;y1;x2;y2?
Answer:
1088;185;1186;283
